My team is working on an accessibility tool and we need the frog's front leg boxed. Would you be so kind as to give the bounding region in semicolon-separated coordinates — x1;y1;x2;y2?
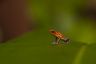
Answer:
52;37;60;45
56;37;60;44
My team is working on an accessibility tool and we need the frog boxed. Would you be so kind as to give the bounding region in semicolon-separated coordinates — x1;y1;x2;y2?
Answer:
49;29;70;45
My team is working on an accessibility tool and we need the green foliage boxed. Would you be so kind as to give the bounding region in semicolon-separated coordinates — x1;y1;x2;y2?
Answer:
0;28;96;64
0;0;96;64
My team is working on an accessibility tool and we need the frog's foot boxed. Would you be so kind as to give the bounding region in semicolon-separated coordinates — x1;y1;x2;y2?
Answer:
52;42;58;45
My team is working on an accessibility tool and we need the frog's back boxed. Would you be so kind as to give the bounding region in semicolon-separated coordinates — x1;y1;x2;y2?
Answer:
49;29;64;39
55;32;64;39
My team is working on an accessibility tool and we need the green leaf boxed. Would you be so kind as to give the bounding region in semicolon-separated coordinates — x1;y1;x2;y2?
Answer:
0;28;95;64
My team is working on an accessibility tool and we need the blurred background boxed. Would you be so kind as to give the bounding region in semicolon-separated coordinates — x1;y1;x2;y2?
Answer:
0;0;96;64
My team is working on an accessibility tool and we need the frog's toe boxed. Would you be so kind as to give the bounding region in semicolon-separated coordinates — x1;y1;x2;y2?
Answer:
52;42;58;45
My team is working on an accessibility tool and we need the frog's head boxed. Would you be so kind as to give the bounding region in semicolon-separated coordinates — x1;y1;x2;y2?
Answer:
49;29;55;33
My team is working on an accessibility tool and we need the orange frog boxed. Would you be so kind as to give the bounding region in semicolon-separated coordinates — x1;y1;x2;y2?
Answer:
49;29;70;44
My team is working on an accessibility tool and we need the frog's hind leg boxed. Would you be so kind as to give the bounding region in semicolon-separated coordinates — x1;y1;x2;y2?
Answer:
62;38;70;44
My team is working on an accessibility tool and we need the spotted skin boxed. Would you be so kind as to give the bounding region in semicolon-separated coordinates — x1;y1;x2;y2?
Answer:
49;30;64;39
49;29;70;44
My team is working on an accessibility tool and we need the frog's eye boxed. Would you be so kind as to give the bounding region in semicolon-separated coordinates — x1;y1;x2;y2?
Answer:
51;31;55;33
49;29;56;34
